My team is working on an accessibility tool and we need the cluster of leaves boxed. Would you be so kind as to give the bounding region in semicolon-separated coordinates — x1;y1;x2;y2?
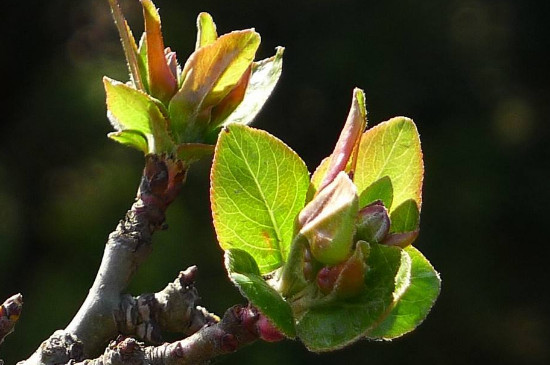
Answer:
104;0;440;354
210;89;440;351
105;0;283;162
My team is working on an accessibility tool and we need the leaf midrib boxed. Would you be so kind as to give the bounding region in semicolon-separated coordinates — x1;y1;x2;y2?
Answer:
234;133;283;256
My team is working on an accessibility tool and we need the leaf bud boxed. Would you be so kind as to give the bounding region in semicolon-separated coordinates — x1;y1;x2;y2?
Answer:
356;200;390;243
298;172;359;265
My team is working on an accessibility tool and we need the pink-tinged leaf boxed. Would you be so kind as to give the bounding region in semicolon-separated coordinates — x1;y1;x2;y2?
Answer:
298;172;359;265
141;0;177;103
318;88;367;193
170;30;260;141
210;65;252;128
107;0;144;90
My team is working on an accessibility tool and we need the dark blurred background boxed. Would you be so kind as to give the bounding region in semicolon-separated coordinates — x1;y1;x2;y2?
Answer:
1;0;549;364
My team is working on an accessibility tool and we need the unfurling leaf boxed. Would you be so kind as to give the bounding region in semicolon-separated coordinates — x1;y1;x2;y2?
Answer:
170;30;261;142
142;0;177;103
356;201;391;243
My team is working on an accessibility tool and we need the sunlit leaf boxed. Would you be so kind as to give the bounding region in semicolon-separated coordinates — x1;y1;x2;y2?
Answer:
366;246;440;339
219;47;284;127
318;88;366;192
104;77;174;153
225;249;296;337
108;130;148;153
196;12;218;49
170;30;260;141
354;117;423;213
211;124;309;274
358;175;393;209
107;0;144;90
142;0;177;103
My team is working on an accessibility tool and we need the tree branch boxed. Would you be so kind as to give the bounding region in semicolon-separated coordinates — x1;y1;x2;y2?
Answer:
115;266;219;344
21;156;187;364
0;293;23;346
73;305;261;365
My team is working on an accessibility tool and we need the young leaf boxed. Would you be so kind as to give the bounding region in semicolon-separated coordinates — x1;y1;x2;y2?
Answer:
318;88;366;193
225;249;296;337
107;0;144;90
211;124;310;274
358;175;393;209
295;243;411;352
170;30;260;141
104;77;174;154
196;12;218;49
218;47;285;127
108;130;148;153
390;199;420;233
366;246;440;339
142;0;177;104
354;117;423;213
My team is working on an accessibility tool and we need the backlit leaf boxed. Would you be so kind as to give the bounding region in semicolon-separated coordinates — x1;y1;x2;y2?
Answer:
219;47;284;127
225;249;295;337
354;117;423;213
142;0;177;103
104;77;174;153
170;30;260;141
196;12;218;49
108;130;148;153
211;124;309;274
366;246;440;339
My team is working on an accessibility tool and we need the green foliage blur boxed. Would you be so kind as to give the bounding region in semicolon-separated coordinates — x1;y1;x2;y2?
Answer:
1;0;549;364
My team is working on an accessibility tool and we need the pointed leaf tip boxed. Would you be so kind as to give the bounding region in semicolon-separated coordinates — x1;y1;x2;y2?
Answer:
318;88;367;192
141;0;177;103
196;12;218;49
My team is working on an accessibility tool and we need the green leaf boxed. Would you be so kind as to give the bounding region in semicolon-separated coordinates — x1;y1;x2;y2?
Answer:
104;77;174;154
226;249;296;337
108;130;148;153
358;175;393;209
107;0;145;91
211;124;310;274
354;117;423;213
390;199;420;233
367;246;440;339
296;243;411;352
219;47;284;127
196;12;218;49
